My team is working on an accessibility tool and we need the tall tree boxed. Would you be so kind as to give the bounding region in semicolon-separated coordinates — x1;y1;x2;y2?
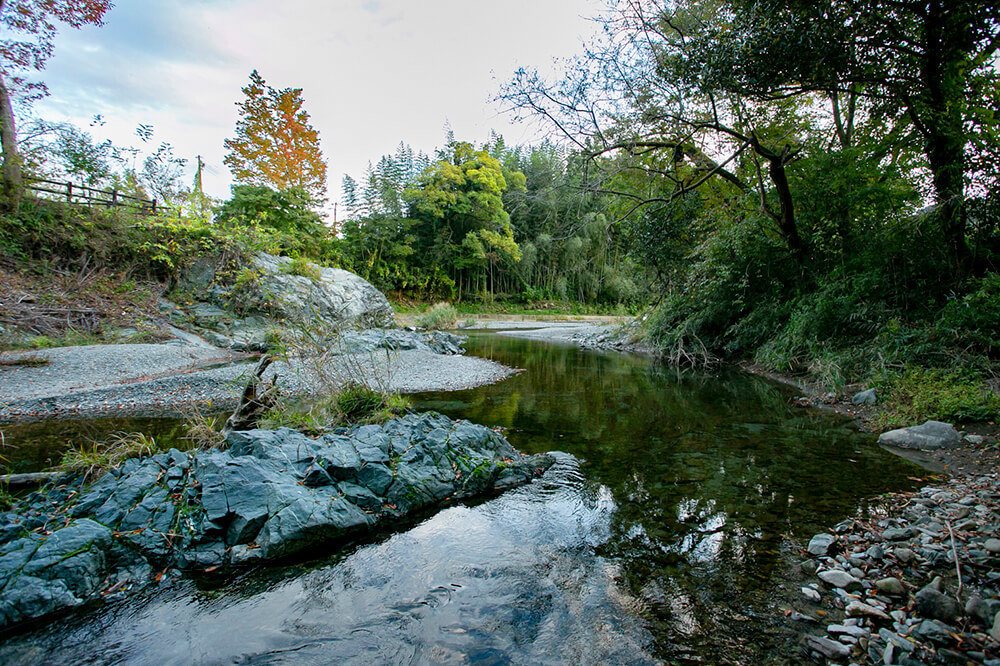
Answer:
681;0;1000;270
0;0;113;211
223;70;327;203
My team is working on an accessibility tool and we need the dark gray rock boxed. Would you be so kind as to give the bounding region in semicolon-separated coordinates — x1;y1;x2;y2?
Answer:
0;520;111;628
804;634;851;659
337;329;466;356
807;533;836;556
851;388;878;406
0;413;554;631
875;577;906;596
914;578;961;623
878;420;962;450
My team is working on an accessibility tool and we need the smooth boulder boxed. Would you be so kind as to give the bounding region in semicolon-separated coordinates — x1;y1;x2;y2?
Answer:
246;252;394;328
878;420;961;450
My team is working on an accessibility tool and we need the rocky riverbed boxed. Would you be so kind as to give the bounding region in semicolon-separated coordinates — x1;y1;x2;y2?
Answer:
792;470;1000;665
0;329;513;422
0;412;555;631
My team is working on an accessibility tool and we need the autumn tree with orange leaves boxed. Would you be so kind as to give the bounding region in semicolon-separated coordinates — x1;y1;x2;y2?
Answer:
223;70;327;204
0;0;113;211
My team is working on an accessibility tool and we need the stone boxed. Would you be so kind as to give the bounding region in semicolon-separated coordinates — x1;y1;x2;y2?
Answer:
883;527;915;541
0;413;556;631
914;578;961;623
819;569;862;590
846;600;891;621
807;533;836;556
913;619;952;643
878;420;962;450
804;634;851;659
875;577;906;596
241;252;394;329
893;547;915;563
984;538;1000;554
851;388;878;406
965;434;986;445
801;587;821;602
828;624;869;638
992;613;1000;643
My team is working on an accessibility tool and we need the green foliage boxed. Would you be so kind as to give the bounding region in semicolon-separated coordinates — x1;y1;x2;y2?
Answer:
340;135;646;309
215;185;324;237
874;368;1000;429
416;302;459;330
261;385;410;433
284;255;321;280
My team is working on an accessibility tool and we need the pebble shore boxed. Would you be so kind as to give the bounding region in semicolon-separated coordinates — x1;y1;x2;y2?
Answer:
795;471;1000;664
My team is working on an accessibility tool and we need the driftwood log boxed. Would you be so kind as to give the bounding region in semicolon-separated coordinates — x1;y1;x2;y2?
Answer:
220;354;280;438
0;471;61;488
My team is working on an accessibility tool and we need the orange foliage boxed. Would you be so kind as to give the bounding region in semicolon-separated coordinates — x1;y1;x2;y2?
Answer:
223;70;328;202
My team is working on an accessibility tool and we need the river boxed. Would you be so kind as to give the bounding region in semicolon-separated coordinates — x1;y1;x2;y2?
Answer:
0;331;925;664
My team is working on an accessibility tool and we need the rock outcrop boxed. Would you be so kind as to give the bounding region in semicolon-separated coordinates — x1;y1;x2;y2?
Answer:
0;413;554;630
174;252;394;339
242;253;394;329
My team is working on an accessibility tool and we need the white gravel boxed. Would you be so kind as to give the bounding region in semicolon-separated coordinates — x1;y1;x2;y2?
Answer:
0;344;516;421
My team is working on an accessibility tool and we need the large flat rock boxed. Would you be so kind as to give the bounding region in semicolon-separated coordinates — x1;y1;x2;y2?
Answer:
878;420;961;450
0;413;555;630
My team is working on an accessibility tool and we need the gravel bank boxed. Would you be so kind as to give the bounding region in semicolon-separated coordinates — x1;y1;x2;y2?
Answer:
0;344;516;422
793;473;1000;664
486;320;656;354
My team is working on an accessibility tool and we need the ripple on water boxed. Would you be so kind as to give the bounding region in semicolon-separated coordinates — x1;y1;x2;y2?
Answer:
0;333;927;664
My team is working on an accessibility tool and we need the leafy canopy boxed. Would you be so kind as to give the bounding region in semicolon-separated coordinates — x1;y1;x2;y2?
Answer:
223;70;327;203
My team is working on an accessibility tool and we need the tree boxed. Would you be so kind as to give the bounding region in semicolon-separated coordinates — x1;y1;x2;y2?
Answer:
406;141;524;297
215;184;324;236
223;70;327;203
679;0;1000;271
0;0;113;211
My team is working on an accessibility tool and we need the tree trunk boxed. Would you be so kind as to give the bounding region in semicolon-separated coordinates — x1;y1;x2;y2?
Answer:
0;70;22;214
766;152;805;260
920;0;971;273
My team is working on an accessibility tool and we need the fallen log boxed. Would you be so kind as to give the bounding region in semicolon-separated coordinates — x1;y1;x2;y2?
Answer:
0;471;61;488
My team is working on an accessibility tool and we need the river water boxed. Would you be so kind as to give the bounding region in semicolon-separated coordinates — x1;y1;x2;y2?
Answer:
0;332;926;664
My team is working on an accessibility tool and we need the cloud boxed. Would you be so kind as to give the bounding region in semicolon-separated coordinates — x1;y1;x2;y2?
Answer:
30;0;603;203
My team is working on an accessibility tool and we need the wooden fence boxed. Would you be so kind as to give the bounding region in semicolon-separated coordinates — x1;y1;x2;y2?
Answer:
25;177;175;216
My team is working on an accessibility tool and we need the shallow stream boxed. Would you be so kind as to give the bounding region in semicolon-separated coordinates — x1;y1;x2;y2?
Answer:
0;332;927;663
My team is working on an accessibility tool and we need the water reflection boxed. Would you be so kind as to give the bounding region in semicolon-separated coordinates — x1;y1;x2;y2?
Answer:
412;333;925;659
0;333;925;664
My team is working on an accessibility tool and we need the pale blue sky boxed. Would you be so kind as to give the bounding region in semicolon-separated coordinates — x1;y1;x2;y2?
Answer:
32;0;601;207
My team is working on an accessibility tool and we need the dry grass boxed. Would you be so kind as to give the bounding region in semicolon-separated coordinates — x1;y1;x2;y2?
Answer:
0;263;165;350
58;432;159;483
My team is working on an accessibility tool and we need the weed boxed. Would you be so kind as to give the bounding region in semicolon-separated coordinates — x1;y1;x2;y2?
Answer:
417;302;459;330
873;367;1000;429
58;432;159;483
284;256;322;280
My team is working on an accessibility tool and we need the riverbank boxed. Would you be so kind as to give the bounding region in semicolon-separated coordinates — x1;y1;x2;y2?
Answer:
0;331;516;422
525;319;1000;662
734;371;1000;663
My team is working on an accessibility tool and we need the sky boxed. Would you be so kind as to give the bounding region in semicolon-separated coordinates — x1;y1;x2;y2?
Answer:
32;0;603;211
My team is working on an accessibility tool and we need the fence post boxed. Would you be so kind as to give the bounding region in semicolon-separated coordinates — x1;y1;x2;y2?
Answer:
111;189;118;206
66;182;72;202
151;198;157;215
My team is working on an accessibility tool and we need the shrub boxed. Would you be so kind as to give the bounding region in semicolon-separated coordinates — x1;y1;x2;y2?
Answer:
874;367;1000;429
417;302;459;330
